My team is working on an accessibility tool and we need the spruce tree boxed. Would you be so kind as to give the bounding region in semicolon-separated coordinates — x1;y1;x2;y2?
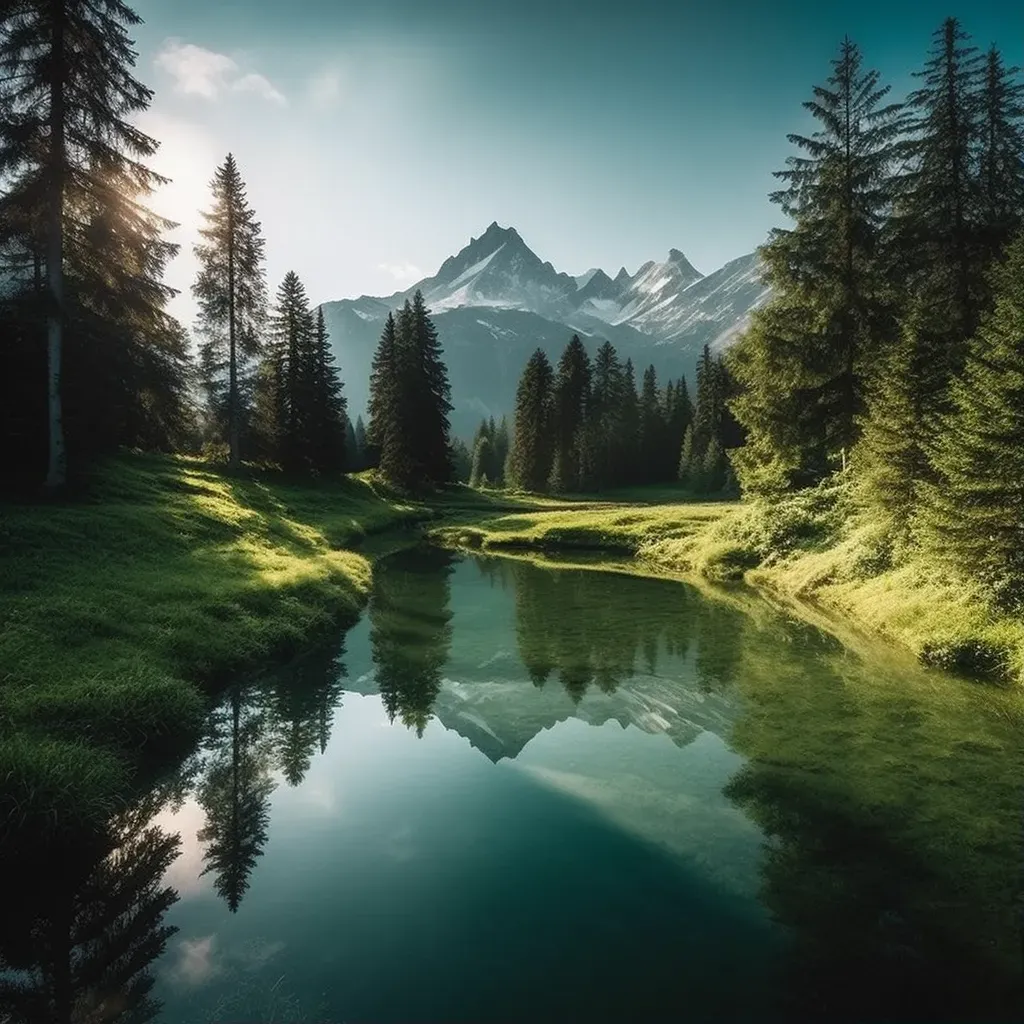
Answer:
589;340;624;489
895;18;985;378
508;347;554;492
469;433;494;488
262;271;315;473
366;312;400;473
354;415;368;470
730;37;905;489
919;230;1024;609
492;416;510;486
618;358;641;486
344;415;359;471
678;424;695;486
977;47;1024;271
0;0;190;487
193;154;267;468
308;305;347;473
701;436;727;493
407;290;453;487
638;364;661;484
548;335;591;492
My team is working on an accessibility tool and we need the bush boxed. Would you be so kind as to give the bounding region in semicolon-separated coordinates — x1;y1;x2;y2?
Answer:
919;638;1012;682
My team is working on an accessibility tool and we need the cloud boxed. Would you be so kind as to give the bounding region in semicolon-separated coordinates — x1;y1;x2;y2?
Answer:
155;39;286;106
378;262;423;284
232;72;287;106
308;68;343;109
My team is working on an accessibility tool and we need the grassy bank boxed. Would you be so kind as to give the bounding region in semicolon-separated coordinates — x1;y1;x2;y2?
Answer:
435;479;1024;686
636;479;1024;685
0;453;433;832
430;499;736;554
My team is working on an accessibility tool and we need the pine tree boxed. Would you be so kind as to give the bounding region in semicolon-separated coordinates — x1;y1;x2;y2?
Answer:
618;358;641;486
344;415;359;471
548;335;591;492
701;436;727;494
638;364;661;484
508;347;554;491
977;47;1024;271
895;17;985;379
918;230;1024;609
366;312;400;473
261;271;315;473
469;433;494;488
492;416;510;486
308;305;347;473
692;345;721;459
406;290;453;487
854;302;935;543
589;340;624;489
354;415;368;470
678;424;696;486
0;0;191;487
193;154;267;468
729;37;905;490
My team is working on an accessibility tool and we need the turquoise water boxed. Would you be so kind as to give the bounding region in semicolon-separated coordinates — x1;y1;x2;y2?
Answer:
3;547;1022;1021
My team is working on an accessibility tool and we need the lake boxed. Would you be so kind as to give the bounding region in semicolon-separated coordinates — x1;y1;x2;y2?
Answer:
2;546;1022;1022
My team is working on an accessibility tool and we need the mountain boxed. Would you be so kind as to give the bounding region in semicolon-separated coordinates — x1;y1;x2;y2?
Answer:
319;224;769;438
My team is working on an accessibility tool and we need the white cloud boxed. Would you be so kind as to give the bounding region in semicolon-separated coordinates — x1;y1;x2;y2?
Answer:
378;262;423;284
308;68;343;109
232;72;287;106
155;38;286;106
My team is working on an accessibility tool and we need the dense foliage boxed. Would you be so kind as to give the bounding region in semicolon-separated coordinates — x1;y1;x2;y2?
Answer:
727;20;1024;607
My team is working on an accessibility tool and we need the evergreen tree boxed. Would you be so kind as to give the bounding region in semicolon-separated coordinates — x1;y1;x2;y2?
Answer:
919;231;1024;609
638;364;662;484
678;424;696;486
548;335;591;492
406;290;453;487
307;305;347;473
508;347;554;491
344;415;359;470
854;303;935;543
366;312;401;475
492;416;510;486
589;340;624;489
618;358;641;485
0;0;191;487
977;47;1024;271
692;345;721;458
259;271;315;472
469;433;494;488
895;18;985;380
197;686;275;913
701;436;727;493
354;415;368;470
450;436;473;483
729;37;905;490
193;154;267;467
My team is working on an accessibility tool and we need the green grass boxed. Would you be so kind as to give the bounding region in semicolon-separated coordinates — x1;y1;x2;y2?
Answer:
443;479;1024;686
0;453;426;832
429;497;737;554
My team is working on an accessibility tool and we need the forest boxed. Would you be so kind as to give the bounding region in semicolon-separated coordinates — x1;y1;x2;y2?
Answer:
1;7;1023;626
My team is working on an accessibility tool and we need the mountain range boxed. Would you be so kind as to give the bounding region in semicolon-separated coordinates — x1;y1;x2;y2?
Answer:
320;222;770;438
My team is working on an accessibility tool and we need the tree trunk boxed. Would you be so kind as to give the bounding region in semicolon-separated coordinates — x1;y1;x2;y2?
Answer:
44;0;67;492
227;193;238;469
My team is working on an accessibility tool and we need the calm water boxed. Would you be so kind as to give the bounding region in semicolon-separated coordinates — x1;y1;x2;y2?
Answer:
3;547;1023;1022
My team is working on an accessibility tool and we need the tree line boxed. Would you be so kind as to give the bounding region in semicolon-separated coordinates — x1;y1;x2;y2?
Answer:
725;19;1024;608
503;336;740;494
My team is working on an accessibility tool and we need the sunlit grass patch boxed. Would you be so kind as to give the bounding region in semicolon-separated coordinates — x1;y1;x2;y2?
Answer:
0;453;422;833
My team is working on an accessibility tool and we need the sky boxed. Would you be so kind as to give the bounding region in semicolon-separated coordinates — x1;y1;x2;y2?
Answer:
130;0;1024;329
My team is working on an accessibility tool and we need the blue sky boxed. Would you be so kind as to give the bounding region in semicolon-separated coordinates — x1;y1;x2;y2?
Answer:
131;0;1024;327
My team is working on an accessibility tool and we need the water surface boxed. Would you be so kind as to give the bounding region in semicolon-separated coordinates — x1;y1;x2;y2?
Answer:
3;547;1022;1022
